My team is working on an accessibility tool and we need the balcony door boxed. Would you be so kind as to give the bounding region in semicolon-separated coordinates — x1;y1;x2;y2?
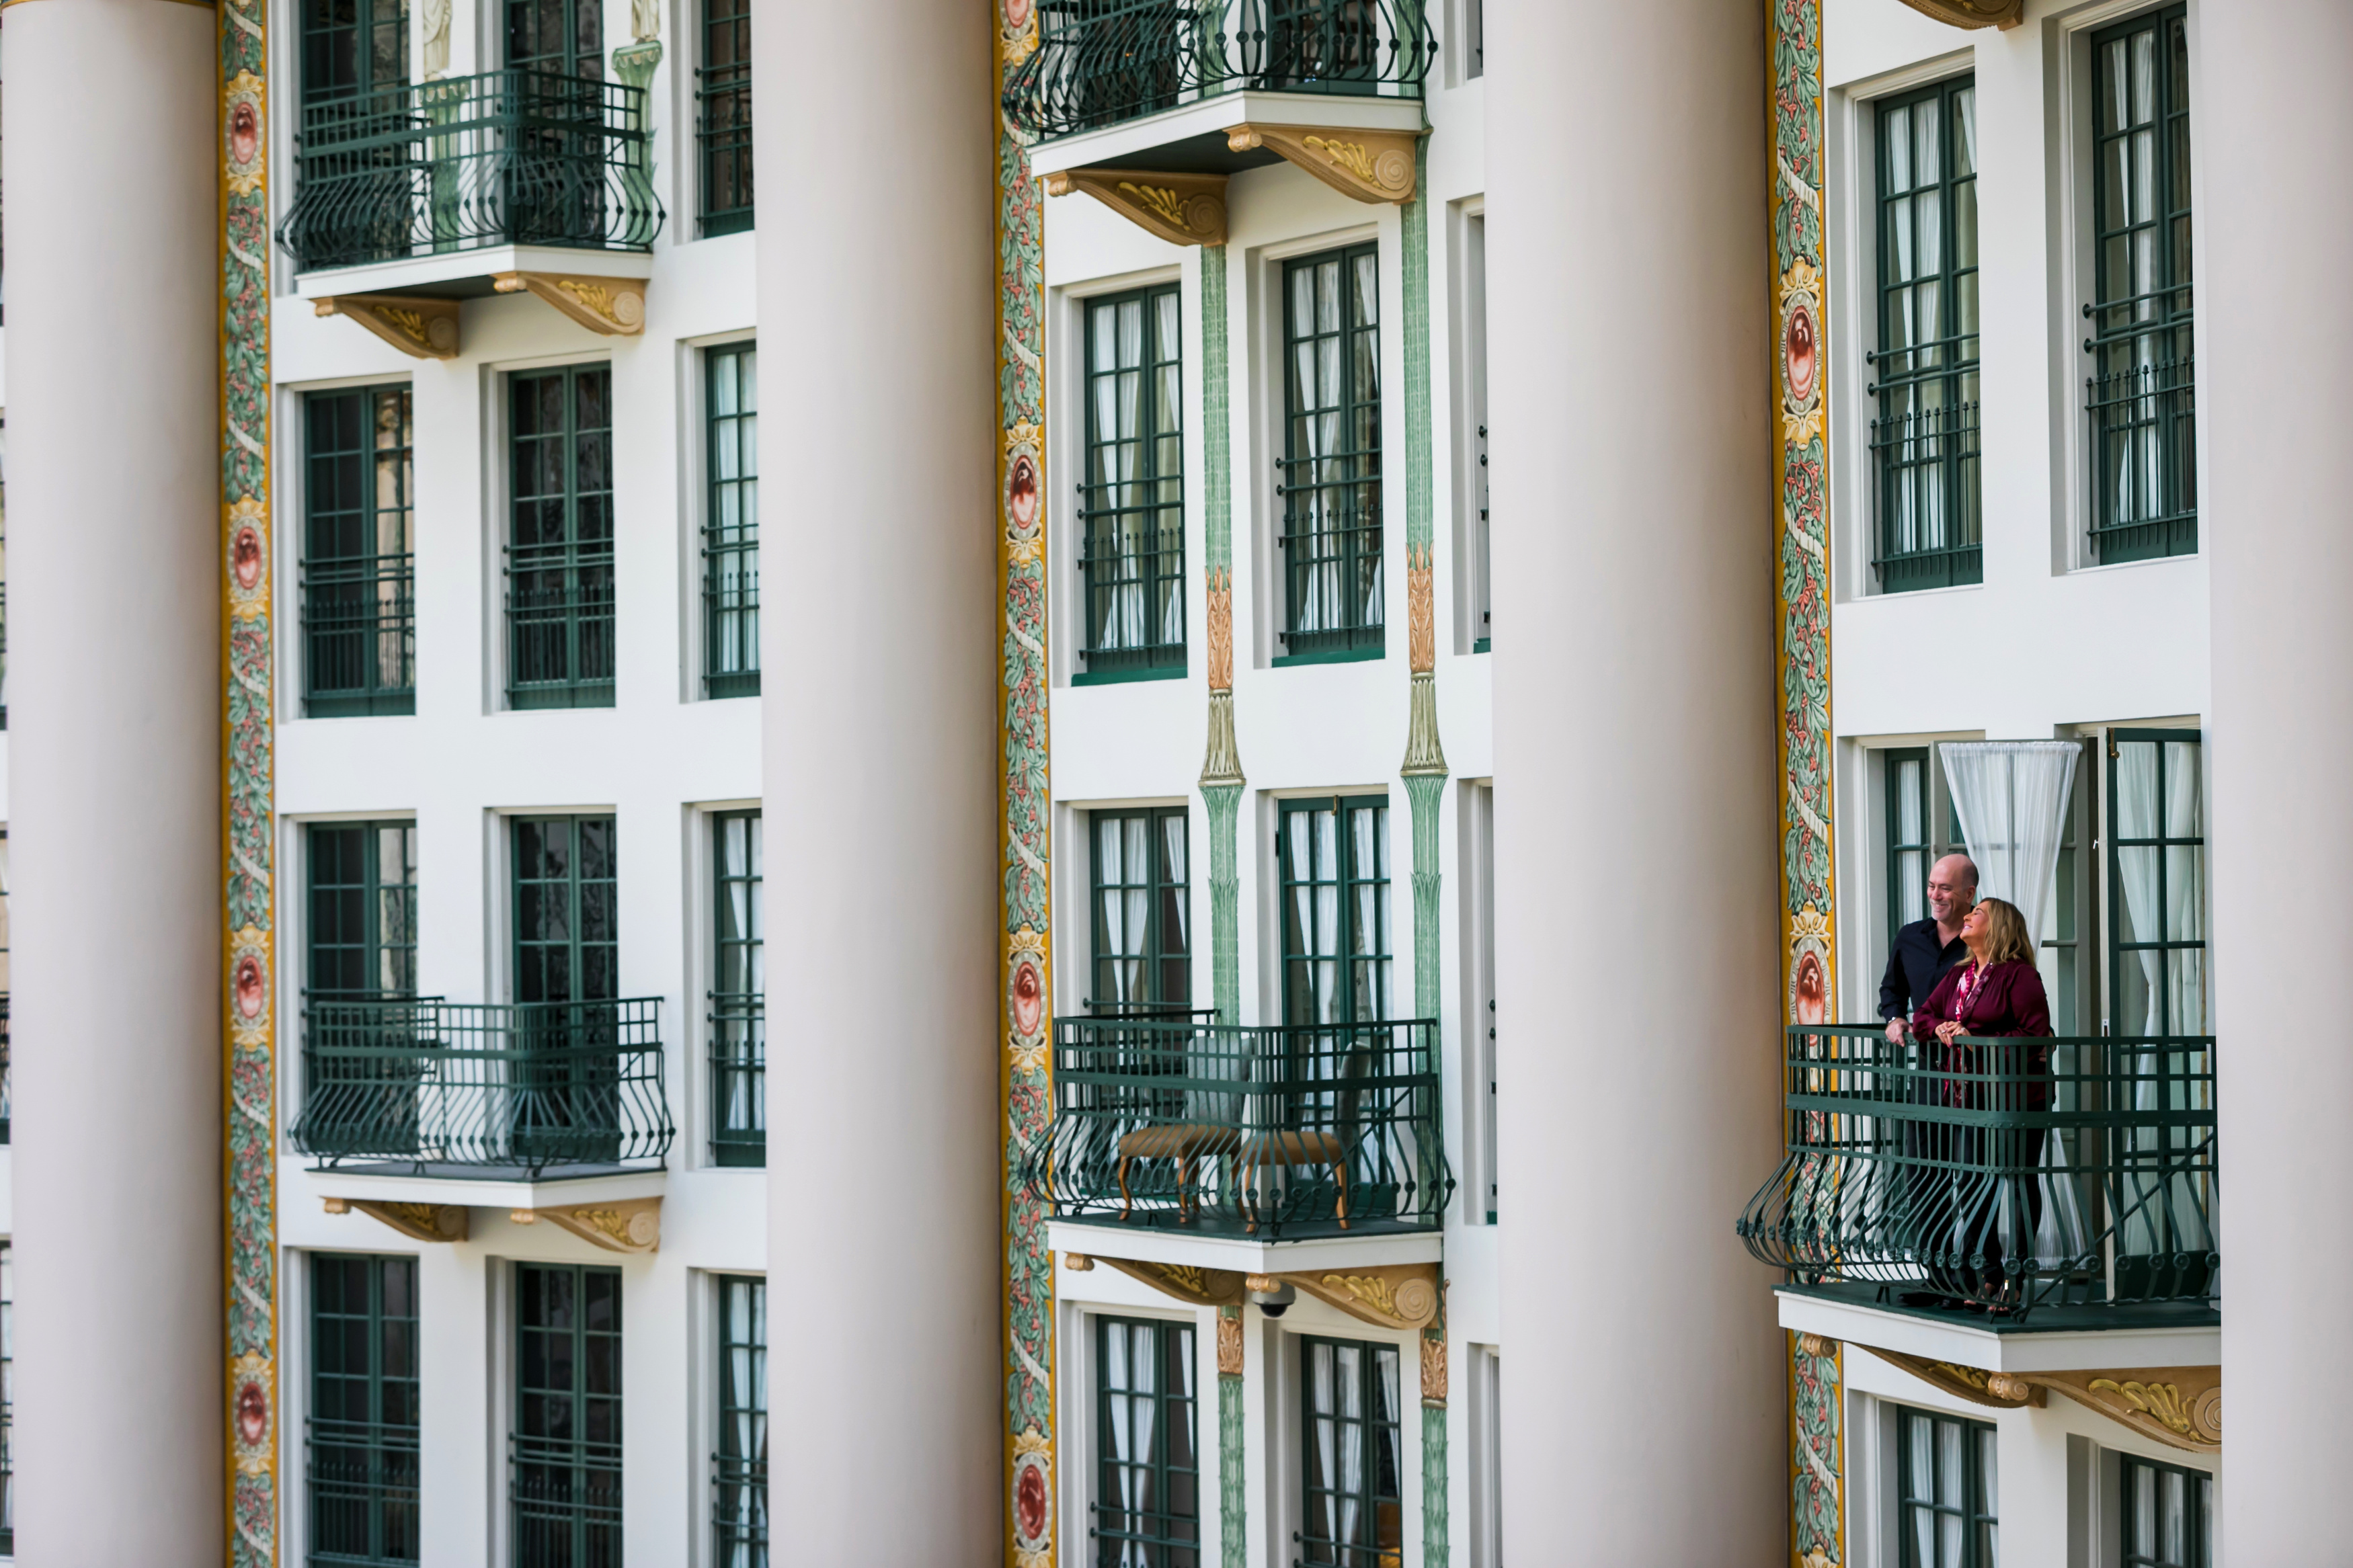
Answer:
505;0;606;245
512;816;620;1163
302;0;410;106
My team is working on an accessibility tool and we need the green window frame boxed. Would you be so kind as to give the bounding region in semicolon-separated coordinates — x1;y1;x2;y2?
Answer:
1278;796;1392;1025
308;1252;421;1568
2087;5;2196;564
1893;1404;1997;1568
1885;748;1933;945
1089;807;1190;1012
1871;75;1981;591
513;816;618;1005
1298;1336;1402;1567
302;0;409;106
713;1275;768;1568
710;811;764;1166
1279;243;1384;664
705;343;761;699
512;1264;622;1568
2107;728;2204;1036
1078;283;1186;684
506;0;602;76
696;0;754;235
303;386;416;717
508;365;616;710
1;1241;13;1556
307;821;419;1001
1094;1316;1199;1568
2120;1454;2212;1568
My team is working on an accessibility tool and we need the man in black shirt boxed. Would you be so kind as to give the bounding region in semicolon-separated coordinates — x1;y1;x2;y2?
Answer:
1881;853;1977;1041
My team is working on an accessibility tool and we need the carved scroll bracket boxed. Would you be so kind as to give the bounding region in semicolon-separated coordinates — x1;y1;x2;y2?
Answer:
510;1196;662;1254
1227;123;1420;204
1895;0;2024;28
1843;1341;2220;1454
1094;1257;1249;1307
321;1196;469;1243
1044;168;1228;247
492;271;648;335
314;294;459;359
1275;1263;1440;1331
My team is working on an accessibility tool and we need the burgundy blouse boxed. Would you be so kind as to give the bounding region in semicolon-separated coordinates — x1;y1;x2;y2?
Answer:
1913;958;2054;1110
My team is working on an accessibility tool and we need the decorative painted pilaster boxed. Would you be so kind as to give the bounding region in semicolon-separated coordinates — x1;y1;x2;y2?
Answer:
221;7;280;1563
1218;1305;1246;1567
1769;0;1842;1561
1198;243;1245;1026
998;4;1058;1564
1396;134;1450;1567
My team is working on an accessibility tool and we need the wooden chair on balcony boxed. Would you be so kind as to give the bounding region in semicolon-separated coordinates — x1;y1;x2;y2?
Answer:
1115;1123;1351;1233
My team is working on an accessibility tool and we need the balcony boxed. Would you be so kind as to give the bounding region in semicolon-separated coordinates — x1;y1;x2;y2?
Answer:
278;70;663;349
290;995;673;1181
1032;1012;1448;1296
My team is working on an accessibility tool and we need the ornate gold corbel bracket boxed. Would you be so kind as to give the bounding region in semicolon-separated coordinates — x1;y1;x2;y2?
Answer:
1850;1341;2220;1454
1865;1347;2043;1411
313;294;460;360
1044;167;1228;247
1095;1257;1249;1306
322;1196;469;1243
510;1197;662;1254
1227;123;1419;204
1259;1263;1440;1330
1895;0;2024;28
492;271;648;335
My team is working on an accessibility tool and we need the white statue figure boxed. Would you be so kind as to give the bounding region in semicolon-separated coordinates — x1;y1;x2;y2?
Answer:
421;0;452;77
631;0;660;44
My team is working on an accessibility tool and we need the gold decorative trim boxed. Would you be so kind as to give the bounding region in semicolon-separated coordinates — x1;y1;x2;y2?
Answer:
1856;1345;2219;1453
1226;123;1419;204
1284;1264;1441;1330
491;271;648;335
331;1200;469;1243
1043;167;1228;247
314;293;459;359
536;1198;662;1253
1419;1335;1447;1406
1095;1257;1248;1307
1893;0;2023;28
1063;1251;1096;1272
1215;1310;1244;1376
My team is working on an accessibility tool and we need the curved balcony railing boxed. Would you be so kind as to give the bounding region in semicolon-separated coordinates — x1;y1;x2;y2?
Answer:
277;69;663;274
1027;1014;1449;1239
1737;1025;2217;1321
290;995;672;1176
1002;0;1435;141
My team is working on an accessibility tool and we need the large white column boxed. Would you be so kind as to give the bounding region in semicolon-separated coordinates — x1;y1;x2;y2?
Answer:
1487;1;1783;1558
754;0;1002;1561
2202;3;2353;1551
3;1;225;1561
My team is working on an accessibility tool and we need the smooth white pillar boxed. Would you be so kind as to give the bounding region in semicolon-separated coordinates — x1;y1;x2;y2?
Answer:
1487;1;1784;1559
2202;2;2353;1551
755;0;1002;1560
4;0;224;1561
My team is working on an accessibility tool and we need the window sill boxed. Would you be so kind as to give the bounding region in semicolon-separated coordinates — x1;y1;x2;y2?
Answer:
1471;638;1490;655
705;671;762;700
1273;643;1384;668
303;692;417;718
698;211;755;239
1072;663;1187;688
508;684;616;712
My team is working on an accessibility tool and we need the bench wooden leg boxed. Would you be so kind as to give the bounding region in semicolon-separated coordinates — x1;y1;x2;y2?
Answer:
1334;1159;1350;1229
1118;1156;1134;1221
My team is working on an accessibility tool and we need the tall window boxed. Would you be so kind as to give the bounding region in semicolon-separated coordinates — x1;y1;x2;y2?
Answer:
307;823;419;1000
2120;1455;2212;1568
1094;1317;1199;1568
1;1242;13;1557
514;817;618;1005
713;1276;768;1568
705;343;761;698
303;386;416;717
2087;5;2196;563
1090;807;1190;1011
1279;796;1392;1024
512;1264;623;1568
1466;210;1489;653
1894;1405;1996;1568
1079;284;1185;683
309;1253;421;1568
508;366;616;710
302;0;409;105
1298;1337;1402;1568
697;0;754;235
506;0;601;76
710;811;764;1166
1872;77;1981;591
2108;729;2204;1036
1281;244;1383;663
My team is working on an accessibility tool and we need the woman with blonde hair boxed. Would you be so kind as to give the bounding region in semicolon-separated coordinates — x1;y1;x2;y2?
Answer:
1911;895;2053;1309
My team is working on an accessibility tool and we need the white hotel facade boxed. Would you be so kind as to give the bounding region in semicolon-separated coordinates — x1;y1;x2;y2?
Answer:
0;0;2347;1565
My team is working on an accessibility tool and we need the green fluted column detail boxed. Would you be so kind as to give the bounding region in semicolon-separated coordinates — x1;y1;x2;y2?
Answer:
1422;1401;1451;1564
1401;139;1434;558
1403;768;1446;1010
1219;1306;1246;1568
1202;243;1232;578
1199;243;1246;1026
1203;776;1243;1022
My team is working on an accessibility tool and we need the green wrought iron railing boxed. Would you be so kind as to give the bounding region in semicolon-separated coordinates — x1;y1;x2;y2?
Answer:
1868;329;1983;592
1029;1014;1449;1238
303;550;416;717
711;1451;766;1566
1737;1024;2217;1320
695;58;754;237
1;993;12;1146
1002;0;1435;141
2083;284;2196;563
510;1433;623;1568
505;538;616;710
277;69;662;273
707;990;764;1167
290;996;672;1175
306;1414;421;1568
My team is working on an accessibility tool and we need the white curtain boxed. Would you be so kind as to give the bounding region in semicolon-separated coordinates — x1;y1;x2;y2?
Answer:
1940;741;2088;1268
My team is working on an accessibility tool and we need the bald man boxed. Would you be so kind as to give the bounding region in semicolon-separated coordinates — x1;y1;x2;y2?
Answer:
1880;853;1978;1042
